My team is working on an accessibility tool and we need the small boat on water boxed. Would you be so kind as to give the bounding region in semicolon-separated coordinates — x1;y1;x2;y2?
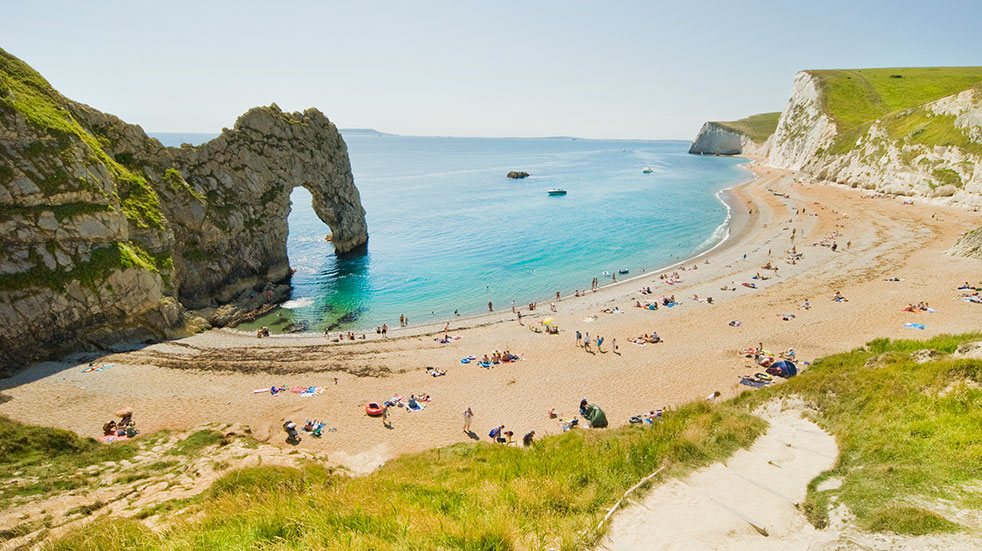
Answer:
547;189;567;196
618;269;630;275
642;166;653;173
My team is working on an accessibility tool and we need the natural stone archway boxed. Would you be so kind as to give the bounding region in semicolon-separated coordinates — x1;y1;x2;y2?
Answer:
167;105;369;307
0;47;368;368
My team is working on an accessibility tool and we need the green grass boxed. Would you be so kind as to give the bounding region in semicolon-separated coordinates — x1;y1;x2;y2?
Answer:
807;67;982;153
47;402;764;551
0;240;160;292
167;430;225;456
734;332;982;534
0;415;138;509
880;105;982;157
714;112;781;143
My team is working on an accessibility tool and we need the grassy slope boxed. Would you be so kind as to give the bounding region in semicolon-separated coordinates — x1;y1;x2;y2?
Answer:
713;112;781;143
31;333;982;549
807;67;982;154
735;332;982;535
46;403;764;551
0;415;140;511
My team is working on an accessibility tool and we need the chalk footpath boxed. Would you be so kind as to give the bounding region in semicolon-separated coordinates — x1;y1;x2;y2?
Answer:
600;403;837;550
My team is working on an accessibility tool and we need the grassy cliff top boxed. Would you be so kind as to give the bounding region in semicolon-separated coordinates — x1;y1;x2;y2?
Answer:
808;67;982;132
713;112;781;143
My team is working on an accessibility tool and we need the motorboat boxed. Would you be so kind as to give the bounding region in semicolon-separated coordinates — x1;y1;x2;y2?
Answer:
547;189;567;196
642;166;653;173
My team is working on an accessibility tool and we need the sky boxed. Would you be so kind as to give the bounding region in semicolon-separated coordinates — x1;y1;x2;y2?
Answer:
2;1;980;140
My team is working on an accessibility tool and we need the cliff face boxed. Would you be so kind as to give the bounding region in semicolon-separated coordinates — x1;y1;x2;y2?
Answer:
688;112;780;157
0;48;368;369
688;123;752;155
764;71;982;207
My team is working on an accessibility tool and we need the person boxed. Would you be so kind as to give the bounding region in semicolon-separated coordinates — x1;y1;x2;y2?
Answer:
575;330;582;347
103;420;116;436
517;310;523;325
462;407;473;432
612;338;618;354
597;335;604;351
283;421;301;443
381;324;388;337
489;425;504;443
262;327;269;337
333;377;338;385
579;398;588;416
556;291;561;300
583;332;591;351
125;424;138;438
504;430;514;444
488;301;493;312
382;404;391;427
400;314;405;327
523;431;535;446
706;391;722;401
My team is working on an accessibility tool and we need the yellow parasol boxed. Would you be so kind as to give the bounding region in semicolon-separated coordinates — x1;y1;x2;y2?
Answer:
541;318;554;325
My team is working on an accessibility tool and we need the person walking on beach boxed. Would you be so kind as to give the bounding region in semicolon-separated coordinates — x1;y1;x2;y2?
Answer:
400;314;405;327
488;301;493;312
382;404;391;427
517;310;523;325
462;407;473;433
575;330;582;347
597;335;604;351
584;332;591;351
381;323;388;337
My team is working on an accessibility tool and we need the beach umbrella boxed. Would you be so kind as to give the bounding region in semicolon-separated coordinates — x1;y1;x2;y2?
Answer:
115;406;134;417
542;318;554;325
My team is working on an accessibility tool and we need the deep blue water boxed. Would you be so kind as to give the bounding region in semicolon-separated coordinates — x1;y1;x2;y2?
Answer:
151;132;749;332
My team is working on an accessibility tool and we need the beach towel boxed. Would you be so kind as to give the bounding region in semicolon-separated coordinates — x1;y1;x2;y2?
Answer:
407;400;424;412
903;323;926;330
99;434;129;443
82;363;113;373
291;386;305;393
253;388;269;394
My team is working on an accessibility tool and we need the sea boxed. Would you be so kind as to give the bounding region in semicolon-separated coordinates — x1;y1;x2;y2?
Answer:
150;131;750;333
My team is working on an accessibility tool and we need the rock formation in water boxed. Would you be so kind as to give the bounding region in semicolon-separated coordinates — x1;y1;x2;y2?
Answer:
0;48;368;370
507;171;529;179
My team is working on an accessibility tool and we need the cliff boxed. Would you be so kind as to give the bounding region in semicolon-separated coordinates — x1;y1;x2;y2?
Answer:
0;48;368;369
764;68;982;206
688;112;780;156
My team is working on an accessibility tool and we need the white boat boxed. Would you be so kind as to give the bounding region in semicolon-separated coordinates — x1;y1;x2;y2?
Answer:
547;189;567;196
642;166;653;173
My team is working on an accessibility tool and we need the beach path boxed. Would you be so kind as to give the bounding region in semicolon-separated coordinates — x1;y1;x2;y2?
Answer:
599;402;837;551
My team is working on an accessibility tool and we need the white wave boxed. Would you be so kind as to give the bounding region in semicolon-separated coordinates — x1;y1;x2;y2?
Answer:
281;297;315;309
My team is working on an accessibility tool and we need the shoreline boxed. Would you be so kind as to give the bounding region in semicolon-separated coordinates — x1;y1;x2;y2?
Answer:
2;163;981;477
227;163;756;341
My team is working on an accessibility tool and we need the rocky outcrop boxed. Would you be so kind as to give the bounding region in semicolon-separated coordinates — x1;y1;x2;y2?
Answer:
689;123;759;156
507;171;529;179
0;48;368;370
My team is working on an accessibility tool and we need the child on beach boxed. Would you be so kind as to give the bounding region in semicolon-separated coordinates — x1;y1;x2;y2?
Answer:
463;407;473;432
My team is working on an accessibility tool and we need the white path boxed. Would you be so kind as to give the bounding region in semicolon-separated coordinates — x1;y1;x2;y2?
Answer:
599;402;838;551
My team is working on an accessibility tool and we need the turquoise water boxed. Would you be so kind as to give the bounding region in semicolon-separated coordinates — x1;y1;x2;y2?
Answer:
152;132;749;332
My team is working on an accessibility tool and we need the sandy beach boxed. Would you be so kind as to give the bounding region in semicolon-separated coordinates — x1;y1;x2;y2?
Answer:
2;164;980;473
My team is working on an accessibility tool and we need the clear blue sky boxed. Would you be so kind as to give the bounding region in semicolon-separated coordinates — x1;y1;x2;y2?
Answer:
3;1;980;139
